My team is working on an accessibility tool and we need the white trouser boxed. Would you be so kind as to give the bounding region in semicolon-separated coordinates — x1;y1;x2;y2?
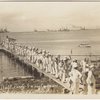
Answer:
71;80;80;94
87;83;96;95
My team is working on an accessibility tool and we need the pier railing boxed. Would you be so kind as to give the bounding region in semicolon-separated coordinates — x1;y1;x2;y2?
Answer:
0;41;100;93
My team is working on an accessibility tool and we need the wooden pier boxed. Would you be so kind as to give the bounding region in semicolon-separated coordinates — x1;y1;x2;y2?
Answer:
0;46;71;91
0;45;100;93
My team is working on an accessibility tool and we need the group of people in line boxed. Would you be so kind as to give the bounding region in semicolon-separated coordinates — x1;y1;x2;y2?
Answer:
1;36;97;94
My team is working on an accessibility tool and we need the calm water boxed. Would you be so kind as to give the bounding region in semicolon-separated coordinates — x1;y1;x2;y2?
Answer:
6;29;100;56
0;51;32;82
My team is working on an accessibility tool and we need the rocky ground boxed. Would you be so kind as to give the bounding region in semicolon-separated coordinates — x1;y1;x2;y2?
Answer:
0;76;64;94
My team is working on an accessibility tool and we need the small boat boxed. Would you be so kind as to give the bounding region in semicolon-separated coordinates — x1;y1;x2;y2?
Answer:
79;43;91;48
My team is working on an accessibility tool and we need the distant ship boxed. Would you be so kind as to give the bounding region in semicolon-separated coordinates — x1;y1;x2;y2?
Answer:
79;43;91;48
58;27;70;32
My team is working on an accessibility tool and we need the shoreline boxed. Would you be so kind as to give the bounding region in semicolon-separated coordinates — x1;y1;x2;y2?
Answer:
9;28;100;33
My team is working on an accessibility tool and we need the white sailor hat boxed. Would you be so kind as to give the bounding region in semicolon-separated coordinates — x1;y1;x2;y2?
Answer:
63;57;66;60
64;56;69;60
86;64;89;67
73;59;77;62
32;46;35;49
28;45;31;49
42;49;46;52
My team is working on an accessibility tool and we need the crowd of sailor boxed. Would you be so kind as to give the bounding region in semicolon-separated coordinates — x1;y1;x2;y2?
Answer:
1;36;97;94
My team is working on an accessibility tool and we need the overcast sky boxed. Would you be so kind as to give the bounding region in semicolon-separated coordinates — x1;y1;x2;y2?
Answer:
0;2;100;32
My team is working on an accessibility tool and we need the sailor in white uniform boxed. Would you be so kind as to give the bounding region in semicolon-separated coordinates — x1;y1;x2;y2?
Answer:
54;57;59;78
38;51;43;70
31;47;35;63
86;65;96;95
58;60;63;81
47;53;52;72
69;63;82;94
5;36;9;49
50;55;55;75
81;68;89;94
45;54;49;73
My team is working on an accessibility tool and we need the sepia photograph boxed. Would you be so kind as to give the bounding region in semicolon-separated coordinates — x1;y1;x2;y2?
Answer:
0;2;100;98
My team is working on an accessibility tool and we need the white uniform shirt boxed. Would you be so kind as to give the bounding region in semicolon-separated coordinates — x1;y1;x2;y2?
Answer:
69;69;82;83
86;70;95;85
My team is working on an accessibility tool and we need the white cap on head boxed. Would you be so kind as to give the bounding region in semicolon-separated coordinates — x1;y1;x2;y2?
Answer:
86;64;89;67
63;57;66;60
32;46;35;49
43;49;46;52
73;59;77;62
63;56;69;60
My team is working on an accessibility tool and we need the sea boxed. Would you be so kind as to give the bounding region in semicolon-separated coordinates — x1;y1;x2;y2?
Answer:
3;29;100;60
5;29;100;55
